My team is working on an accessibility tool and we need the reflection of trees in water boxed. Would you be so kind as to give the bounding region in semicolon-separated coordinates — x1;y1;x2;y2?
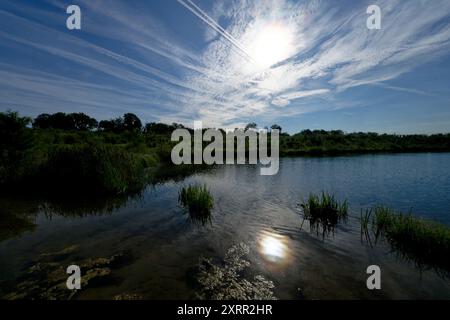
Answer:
40;193;135;218
0;193;137;241
0;163;211;242
149;163;215;185
0;199;38;242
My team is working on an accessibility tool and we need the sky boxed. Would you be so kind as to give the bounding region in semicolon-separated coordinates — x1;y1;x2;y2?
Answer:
0;0;450;134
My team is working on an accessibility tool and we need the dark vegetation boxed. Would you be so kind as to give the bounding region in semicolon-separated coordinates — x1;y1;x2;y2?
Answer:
280;129;450;156
361;207;450;275
0;198;37;242
301;192;450;275
1;110;450;197
0;110;180;196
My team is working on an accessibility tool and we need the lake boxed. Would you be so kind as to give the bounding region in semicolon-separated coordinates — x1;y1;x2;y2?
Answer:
1;153;450;299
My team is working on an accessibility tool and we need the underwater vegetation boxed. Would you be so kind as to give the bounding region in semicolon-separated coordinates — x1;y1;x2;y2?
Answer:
299;192;348;237
196;243;276;300
179;184;214;226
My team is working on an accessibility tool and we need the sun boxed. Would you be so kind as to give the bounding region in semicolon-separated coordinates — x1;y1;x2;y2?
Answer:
249;23;295;69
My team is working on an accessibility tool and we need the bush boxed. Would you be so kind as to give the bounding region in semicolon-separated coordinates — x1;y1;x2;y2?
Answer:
0;111;33;184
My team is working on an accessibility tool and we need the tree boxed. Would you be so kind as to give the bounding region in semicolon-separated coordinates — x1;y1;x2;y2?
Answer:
98;116;128;133
244;122;257;131
270;124;282;132
33;113;51;129
0;111;31;152
33;112;98;131
0;111;32;183
123;113;142;132
99;119;117;132
50;112;75;130
172;123;185;129
144;122;173;135
69;113;98;131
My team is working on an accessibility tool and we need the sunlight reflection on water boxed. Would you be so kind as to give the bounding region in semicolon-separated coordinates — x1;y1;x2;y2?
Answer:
258;230;289;263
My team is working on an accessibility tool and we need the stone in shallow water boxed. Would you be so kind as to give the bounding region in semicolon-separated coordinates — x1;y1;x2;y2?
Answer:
3;246;132;300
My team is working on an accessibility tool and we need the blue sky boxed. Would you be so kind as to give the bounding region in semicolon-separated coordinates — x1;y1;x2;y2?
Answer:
1;0;450;134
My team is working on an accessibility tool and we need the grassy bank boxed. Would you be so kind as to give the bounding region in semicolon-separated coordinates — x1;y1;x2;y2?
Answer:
40;144;149;195
0;111;175;196
1;137;161;196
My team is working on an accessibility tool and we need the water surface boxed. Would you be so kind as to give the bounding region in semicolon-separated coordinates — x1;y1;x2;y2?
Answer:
1;153;450;299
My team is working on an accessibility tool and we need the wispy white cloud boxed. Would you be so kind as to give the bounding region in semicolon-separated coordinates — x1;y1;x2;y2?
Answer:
0;0;449;128
175;0;450;127
272;89;330;107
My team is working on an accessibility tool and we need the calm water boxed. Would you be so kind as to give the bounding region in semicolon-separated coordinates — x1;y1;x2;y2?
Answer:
1;153;450;299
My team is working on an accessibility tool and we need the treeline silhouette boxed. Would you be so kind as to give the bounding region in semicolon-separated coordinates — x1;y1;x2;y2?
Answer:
1;110;450;196
29;111;450;155
280;129;450;155
32;111;185;134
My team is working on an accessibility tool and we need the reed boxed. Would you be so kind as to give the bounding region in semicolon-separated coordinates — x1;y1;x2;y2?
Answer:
366;206;450;273
178;184;214;225
40;144;147;195
299;192;348;236
360;208;373;246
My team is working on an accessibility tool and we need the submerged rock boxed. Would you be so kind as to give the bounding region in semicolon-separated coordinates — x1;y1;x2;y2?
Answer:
3;246;132;300
38;245;78;262
196;243;277;300
113;293;143;300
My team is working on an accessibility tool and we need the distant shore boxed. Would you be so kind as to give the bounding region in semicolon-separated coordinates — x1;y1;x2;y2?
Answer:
2;110;450;196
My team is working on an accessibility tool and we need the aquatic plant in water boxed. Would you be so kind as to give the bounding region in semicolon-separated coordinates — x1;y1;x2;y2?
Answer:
196;243;277;300
360;208;374;247
178;184;214;225
299;192;348;237
361;206;450;275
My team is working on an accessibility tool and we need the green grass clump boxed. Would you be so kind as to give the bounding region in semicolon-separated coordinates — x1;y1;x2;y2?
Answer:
370;207;450;273
178;184;214;225
300;192;348;236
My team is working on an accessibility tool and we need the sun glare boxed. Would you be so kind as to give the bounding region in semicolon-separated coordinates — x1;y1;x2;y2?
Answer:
259;231;289;263
249;23;295;69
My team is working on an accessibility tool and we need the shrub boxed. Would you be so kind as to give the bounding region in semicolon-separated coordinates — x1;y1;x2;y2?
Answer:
0;111;33;184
